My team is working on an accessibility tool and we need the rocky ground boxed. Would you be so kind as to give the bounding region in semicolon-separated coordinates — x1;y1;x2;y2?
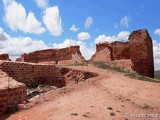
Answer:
1;65;160;120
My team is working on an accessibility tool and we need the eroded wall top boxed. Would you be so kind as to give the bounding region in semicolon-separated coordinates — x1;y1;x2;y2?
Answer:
0;53;10;60
16;46;85;64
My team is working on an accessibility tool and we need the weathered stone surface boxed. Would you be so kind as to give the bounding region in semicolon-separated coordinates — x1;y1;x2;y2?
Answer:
91;41;130;61
0;61;65;87
91;29;154;78
129;29;154;78
16;46;85;65
0;61;65;116
91;47;112;62
0;61;96;116
0;68;26;116
0;53;10;60
110;41;130;60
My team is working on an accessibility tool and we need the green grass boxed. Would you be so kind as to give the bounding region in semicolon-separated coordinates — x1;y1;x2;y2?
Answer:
70;63;84;66
92;61;160;83
93;61;110;69
93;61;125;73
125;73;160;83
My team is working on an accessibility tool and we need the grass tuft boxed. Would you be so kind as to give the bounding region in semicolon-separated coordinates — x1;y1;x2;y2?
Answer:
92;61;160;83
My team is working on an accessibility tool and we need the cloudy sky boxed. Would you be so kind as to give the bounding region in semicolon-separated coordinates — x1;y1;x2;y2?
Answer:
0;0;160;70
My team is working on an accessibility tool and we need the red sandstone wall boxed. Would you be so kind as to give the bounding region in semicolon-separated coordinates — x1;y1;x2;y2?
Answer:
91;29;154;78
0;53;10;60
91;47;112;62
0;62;65;87
16;46;85;64
91;41;130;61
0;69;26;116
110;41;130;60
129;29;154;78
96;42;110;52
0;61;66;116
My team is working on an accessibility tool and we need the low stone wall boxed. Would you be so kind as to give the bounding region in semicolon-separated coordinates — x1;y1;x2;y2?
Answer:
0;61;97;116
0;85;26;114
0;62;65;87
16;46;86;65
0;61;66;116
0;69;26;116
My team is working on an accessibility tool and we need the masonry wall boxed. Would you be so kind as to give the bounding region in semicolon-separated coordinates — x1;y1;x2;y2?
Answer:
129;29;154;78
91;29;154;78
0;53;10;60
110;41;130;60
0;62;66;87
16;46;85;64
0;69;26;116
91;41;130;62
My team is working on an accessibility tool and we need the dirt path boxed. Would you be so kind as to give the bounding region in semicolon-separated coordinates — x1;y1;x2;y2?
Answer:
2;66;160;120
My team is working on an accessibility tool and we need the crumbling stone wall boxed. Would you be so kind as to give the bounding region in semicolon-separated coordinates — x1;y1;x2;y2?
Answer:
16;46;85;64
129;29;154;78
110;41;130;60
0;53;10;60
0;61;65;116
91;29;154;78
0;68;26;116
0;62;65;87
60;67;97;85
91;41;130;62
0;61;97;116
91;47;112;62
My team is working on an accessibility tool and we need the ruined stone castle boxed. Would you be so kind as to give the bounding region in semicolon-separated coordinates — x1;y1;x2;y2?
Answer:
0;29;155;116
91;29;154;78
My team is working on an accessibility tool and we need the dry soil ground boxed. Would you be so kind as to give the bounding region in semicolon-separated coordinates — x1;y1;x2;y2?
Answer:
1;66;160;120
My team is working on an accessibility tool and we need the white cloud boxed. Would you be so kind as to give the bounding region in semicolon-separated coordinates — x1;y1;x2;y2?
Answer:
154;29;160;36
94;31;130;44
53;39;78;48
95;34;117;44
3;0;45;34
78;32;91;41
153;40;160;70
84;17;93;29
53;39;95;60
70;24;79;32
43;6;63;36
117;31;130;40
0;27;10;41
34;0;48;9
3;0;13;8
0;27;48;60
120;16;131;28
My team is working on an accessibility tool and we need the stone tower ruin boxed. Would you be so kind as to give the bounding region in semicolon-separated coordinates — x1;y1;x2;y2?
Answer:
129;29;154;78
91;29;154;78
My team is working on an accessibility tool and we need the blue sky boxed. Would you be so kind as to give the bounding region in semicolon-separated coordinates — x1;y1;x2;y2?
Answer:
0;0;160;70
